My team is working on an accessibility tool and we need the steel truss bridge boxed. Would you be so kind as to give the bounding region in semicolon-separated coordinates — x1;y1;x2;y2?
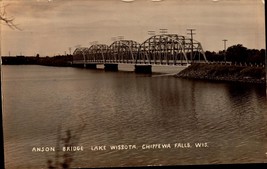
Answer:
72;34;207;72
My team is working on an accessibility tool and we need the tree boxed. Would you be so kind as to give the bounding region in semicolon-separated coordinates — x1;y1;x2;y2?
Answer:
226;44;248;63
246;49;261;64
0;4;20;30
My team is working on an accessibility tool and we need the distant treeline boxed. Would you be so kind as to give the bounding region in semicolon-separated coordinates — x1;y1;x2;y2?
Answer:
1;54;73;67
1;44;266;66
205;44;265;65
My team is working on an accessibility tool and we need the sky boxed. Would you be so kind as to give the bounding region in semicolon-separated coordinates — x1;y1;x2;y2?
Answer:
1;0;265;56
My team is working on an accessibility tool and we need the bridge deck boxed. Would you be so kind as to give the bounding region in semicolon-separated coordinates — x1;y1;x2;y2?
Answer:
72;60;206;65
71;60;191;74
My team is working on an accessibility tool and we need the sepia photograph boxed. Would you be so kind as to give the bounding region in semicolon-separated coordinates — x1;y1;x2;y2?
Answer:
1;0;266;168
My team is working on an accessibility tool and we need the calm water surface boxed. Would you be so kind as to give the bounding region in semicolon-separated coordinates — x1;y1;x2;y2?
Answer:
2;65;267;169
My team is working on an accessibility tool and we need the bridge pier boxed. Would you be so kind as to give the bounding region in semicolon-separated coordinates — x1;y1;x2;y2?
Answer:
134;65;152;74
104;64;118;71
85;64;97;69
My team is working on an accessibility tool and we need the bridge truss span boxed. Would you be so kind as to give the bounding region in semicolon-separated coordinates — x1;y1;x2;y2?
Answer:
138;34;207;65
108;40;140;64
87;44;109;63
73;47;89;64
72;33;207;66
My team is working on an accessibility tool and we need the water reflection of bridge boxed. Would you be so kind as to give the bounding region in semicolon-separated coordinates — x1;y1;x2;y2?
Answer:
72;34;207;73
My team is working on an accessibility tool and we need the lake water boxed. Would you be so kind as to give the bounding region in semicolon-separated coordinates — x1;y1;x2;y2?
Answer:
2;65;267;169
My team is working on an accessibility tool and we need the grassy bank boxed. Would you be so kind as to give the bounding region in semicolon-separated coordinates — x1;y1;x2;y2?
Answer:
176;63;266;84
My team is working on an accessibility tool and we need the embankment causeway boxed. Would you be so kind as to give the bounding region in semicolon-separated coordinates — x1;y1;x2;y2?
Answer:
175;63;266;84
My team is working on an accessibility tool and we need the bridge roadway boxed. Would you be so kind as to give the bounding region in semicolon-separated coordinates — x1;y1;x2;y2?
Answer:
71;60;197;74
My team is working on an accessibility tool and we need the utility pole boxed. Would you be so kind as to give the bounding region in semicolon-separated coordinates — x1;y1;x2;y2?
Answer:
111;37;117;42
117;36;124;40
148;30;155;36
148;31;156;57
159;28;168;34
187;29;196;63
222;39;228;63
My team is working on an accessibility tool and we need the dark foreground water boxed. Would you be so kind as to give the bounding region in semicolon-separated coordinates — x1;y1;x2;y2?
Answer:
2;65;267;169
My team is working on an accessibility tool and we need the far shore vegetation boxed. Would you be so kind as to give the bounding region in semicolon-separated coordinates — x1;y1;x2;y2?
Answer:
1;44;266;67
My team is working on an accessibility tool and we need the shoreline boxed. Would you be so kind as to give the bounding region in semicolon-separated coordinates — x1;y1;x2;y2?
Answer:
175;63;266;84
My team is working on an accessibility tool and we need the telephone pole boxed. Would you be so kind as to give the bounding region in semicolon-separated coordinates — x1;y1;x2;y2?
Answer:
117;36;124;40
187;29;196;63
159;28;168;34
222;39;228;63
111;37;117;42
68;47;72;55
148;30;155;36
